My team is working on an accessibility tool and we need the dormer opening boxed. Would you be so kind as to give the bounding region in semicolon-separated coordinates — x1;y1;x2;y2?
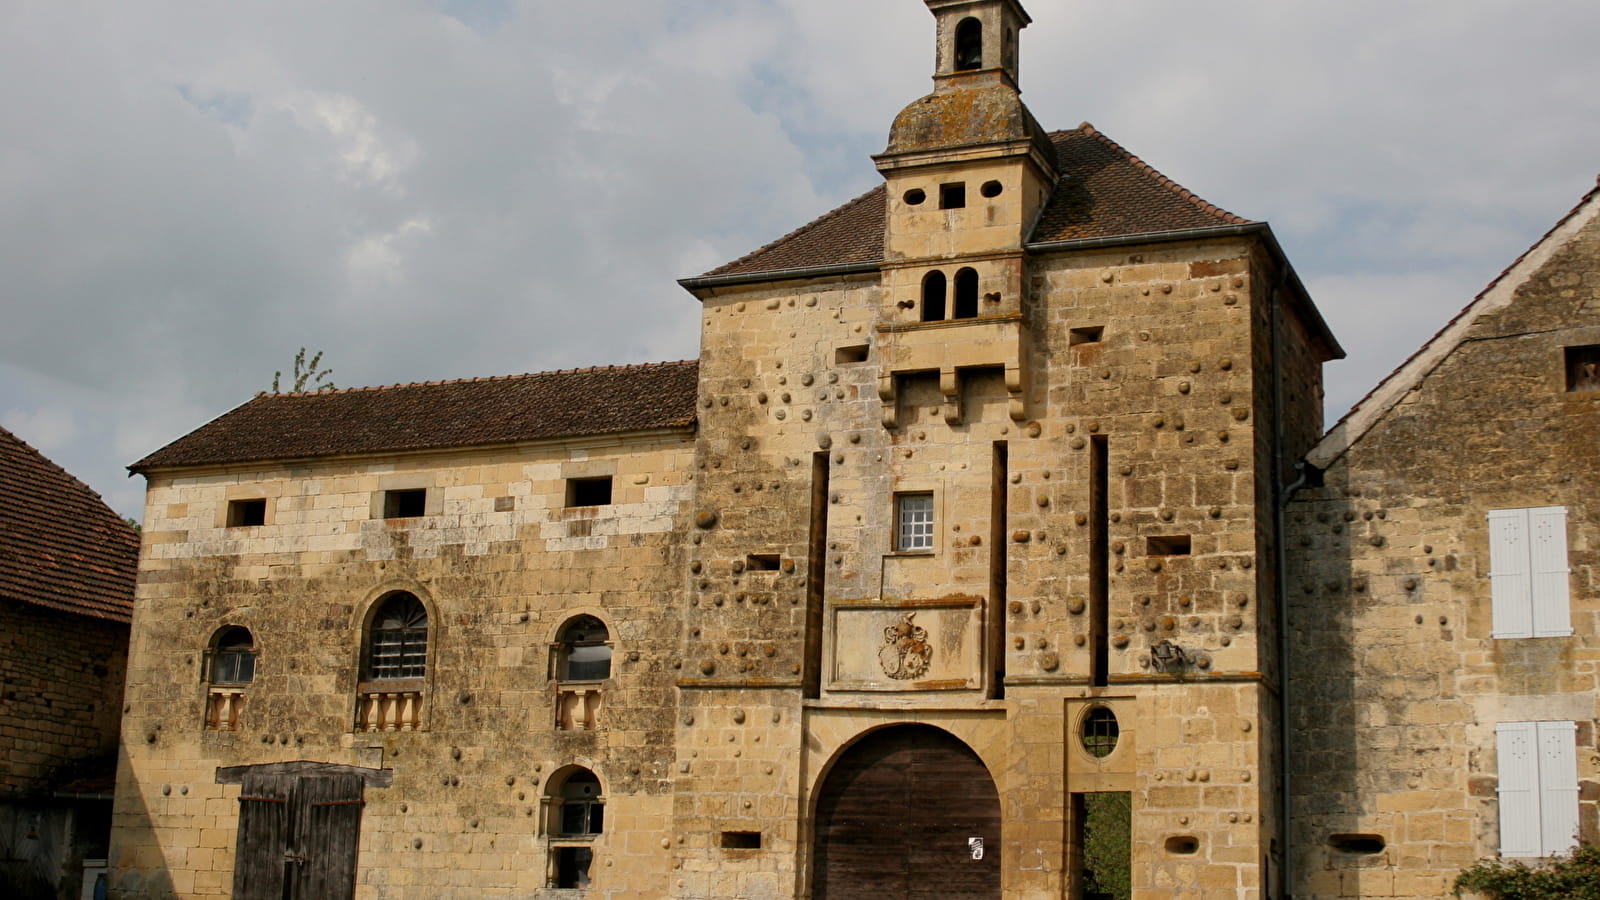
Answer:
955;18;983;71
954;268;980;319
922;271;948;322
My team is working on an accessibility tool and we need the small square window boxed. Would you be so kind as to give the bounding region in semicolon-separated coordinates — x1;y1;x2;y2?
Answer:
721;831;762;850
896;493;935;552
566;477;613;507
1070;326;1105;346
1565;345;1600;391
226;499;266;528
835;344;870;364
940;183;966;210
1147;535;1191;556
746;554;781;571
382;489;426;519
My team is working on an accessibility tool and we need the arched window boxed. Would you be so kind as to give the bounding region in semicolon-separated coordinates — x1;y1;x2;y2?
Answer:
559;616;612;682
955;18;983;71
367;592;428;681
210;626;256;684
954;268;979;319
205;626;255;731
921;271;947;322
546;767;604;888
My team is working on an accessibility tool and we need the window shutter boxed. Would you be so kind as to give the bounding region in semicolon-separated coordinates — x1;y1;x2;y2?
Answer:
1529;508;1573;637
1536;721;1579;856
1497;722;1542;857
1488;510;1533;638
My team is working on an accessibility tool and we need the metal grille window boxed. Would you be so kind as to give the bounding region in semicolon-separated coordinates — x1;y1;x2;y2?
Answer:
367;593;428;680
1081;707;1120;759
896;493;935;552
559;616;612;682
211;627;257;684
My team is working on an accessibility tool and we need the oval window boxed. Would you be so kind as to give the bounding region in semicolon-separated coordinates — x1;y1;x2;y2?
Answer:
1081;706;1119;758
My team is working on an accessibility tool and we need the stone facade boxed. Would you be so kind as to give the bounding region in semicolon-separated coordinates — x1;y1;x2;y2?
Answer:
107;1;1600;898
1287;184;1600;898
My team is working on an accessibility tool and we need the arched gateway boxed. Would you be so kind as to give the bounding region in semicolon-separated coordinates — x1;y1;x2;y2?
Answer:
812;725;1000;900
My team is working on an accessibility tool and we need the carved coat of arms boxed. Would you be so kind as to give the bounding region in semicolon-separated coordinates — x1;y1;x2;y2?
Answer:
878;612;932;680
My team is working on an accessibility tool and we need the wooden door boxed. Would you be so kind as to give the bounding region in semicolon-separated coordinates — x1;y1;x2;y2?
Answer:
813;725;1001;900
233;772;365;900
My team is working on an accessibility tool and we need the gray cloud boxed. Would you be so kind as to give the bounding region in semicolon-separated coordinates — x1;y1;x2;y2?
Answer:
2;0;1597;517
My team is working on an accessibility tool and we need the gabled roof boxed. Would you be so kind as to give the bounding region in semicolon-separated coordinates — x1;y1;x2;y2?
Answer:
1307;177;1600;470
691;123;1252;283
0;426;139;623
130;361;700;473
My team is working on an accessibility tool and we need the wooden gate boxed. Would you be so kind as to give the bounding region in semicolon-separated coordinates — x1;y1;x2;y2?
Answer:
812;725;1001;900
232;772;365;900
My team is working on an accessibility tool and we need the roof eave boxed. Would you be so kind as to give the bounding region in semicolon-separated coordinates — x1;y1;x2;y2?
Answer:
678;261;882;296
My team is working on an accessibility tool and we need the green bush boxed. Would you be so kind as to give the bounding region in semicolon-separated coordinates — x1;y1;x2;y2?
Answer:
1455;844;1600;899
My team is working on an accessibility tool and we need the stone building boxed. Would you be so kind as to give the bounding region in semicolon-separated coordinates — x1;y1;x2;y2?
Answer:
0;425;140;899
1286;179;1600;897
106;1;1598;899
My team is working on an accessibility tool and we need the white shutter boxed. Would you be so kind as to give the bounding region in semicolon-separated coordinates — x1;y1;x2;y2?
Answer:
1488;510;1533;638
1529;508;1573;637
1536;721;1579;856
1497;722;1542;857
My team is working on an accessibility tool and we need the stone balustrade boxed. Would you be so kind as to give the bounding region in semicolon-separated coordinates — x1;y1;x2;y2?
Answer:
556;685;602;731
357;684;425;732
204;689;247;731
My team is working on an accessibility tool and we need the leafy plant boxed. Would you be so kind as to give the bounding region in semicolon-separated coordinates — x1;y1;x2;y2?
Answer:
1455;844;1600;899
271;347;335;394
1083;791;1131;900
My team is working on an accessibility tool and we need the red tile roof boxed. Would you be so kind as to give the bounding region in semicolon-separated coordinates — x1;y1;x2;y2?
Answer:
0;427;139;624
130;361;700;472
697;123;1251;281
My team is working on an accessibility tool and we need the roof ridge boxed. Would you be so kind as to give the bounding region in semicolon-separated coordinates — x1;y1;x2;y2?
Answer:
0;425;115;507
701;184;887;278
1308;177;1600;468
256;359;700;399
1070;122;1252;226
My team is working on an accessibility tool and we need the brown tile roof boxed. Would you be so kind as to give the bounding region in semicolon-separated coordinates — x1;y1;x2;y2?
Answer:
131;361;700;472
0;427;139;623
700;184;888;279
695;123;1251;281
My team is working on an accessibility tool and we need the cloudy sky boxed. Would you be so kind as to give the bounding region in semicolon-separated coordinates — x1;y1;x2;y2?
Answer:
3;0;1598;520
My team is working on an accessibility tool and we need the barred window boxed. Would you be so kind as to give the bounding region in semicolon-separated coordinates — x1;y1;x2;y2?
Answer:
896;493;935;552
367;593;428;680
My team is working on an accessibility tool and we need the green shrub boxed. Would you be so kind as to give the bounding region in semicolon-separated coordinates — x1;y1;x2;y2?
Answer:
1455;844;1600;899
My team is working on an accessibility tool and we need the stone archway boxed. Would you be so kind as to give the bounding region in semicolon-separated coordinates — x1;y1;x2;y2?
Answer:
812;725;1000;900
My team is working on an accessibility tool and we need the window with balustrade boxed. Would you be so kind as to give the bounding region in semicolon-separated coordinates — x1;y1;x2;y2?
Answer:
356;592;429;732
204;626;255;731
553;615;611;731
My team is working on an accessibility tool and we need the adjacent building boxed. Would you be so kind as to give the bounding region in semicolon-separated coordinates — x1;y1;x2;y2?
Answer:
0;426;140;899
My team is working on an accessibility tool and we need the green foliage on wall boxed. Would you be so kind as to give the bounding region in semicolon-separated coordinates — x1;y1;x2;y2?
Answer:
1455;844;1600;899
1083;791;1131;900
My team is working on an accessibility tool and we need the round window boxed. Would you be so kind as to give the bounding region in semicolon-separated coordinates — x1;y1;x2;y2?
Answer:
980;180;1003;198
903;188;927;206
1081;706;1119;758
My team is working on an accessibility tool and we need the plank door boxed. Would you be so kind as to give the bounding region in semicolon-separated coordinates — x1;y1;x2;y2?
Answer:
813;725;1001;900
232;772;365;900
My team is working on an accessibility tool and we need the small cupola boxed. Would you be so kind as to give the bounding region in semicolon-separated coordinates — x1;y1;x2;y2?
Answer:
927;0;1030;87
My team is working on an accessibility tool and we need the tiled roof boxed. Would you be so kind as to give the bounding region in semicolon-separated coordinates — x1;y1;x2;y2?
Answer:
700;185;889;279
131;361;700;472
696;123;1251;281
0;427;139;624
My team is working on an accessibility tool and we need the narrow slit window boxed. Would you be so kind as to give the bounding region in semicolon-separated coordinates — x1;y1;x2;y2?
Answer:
227;499;266;528
383;489;426;519
566;476;613;507
721;831;762;850
1070;326;1105;346
896;493;935;552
